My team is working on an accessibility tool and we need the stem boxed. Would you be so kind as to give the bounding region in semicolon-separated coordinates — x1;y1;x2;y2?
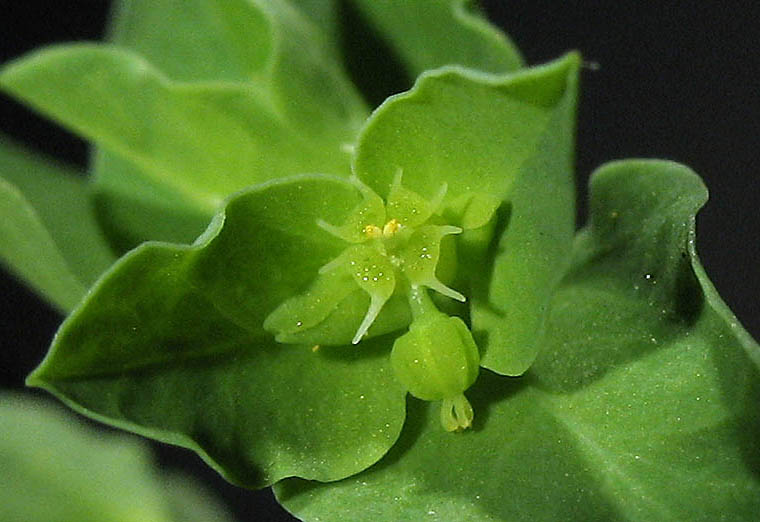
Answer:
407;286;439;320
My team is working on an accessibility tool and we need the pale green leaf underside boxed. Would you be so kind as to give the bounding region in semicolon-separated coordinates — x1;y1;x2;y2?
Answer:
0;138;115;311
275;161;760;521
0;178;85;312
27;175;407;488
0;392;233;522
354;53;580;375
348;0;523;78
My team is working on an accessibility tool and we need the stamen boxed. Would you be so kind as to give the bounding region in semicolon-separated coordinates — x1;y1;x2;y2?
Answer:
363;224;382;238
382;219;402;237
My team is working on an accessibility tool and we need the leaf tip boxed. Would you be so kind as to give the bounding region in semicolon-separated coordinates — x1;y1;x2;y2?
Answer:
24;369;45;389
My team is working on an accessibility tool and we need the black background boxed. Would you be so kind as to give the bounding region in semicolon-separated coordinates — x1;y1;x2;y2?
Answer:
1;2;758;521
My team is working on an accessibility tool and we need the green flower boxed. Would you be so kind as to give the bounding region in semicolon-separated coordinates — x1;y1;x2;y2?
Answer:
265;173;465;343
266;173;482;430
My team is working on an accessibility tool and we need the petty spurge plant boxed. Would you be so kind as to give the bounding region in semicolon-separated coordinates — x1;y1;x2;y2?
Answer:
1;1;758;520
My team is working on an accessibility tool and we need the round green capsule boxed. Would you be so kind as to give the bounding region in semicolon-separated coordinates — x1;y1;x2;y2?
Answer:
390;306;479;431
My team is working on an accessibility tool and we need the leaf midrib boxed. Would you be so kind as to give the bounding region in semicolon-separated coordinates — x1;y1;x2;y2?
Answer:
540;391;678;520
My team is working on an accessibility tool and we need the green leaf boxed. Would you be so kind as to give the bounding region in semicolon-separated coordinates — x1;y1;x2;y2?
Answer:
105;0;366;132
0;392;234;522
0;137;116;311
354;53;581;375
108;0;274;83
287;0;339;45
346;0;523;78
0;44;361;214
2;0;368;244
275;160;760;521
0;178;84;312
89;149;214;250
27;175;407;489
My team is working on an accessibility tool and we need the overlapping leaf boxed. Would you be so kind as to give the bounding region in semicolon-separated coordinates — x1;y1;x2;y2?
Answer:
355;53;580;375
105;0;368;141
7;4;758;522
27;175;408;489
0;0;368;248
275;160;760;521
1;392;234;522
0;44;362;214
0;138;115;311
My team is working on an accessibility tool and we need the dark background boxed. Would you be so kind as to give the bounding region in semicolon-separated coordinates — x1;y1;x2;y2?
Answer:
1;2;758;521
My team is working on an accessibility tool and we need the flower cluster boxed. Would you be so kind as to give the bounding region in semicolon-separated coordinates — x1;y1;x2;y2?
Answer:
265;172;480;430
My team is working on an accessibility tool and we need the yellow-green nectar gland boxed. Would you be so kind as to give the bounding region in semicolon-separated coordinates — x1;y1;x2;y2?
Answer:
315;172;464;345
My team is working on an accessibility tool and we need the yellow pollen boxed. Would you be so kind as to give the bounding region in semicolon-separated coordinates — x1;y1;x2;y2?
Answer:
382;219;402;238
362;224;382;238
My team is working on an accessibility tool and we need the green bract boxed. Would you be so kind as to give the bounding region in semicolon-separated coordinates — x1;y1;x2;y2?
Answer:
1;1;758;521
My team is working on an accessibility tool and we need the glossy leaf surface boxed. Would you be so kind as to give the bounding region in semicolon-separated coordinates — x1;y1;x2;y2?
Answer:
355;53;580;375
275;161;760;521
27;175;408;488
0;392;233;522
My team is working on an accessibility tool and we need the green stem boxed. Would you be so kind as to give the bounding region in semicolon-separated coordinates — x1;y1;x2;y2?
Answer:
407;285;439;320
